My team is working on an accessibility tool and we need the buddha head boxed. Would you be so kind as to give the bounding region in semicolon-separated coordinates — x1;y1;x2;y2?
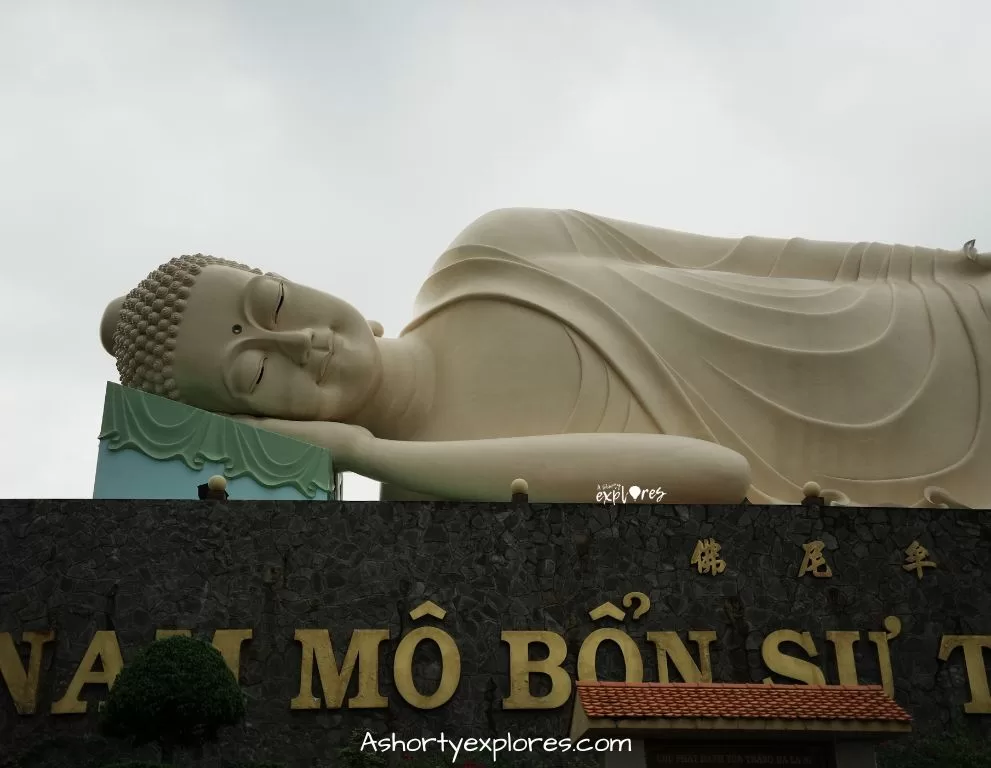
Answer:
100;255;382;421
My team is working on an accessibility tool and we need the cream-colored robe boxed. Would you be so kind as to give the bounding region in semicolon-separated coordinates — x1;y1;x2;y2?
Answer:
406;208;991;508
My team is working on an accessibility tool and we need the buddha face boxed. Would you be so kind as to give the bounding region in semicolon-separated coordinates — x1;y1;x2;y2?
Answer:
171;264;381;421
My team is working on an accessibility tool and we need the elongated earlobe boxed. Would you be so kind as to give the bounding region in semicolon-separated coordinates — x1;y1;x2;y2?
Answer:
368;320;384;338
101;297;126;355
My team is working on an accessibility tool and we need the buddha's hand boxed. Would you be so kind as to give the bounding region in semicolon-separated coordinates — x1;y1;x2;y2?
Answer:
228;416;372;470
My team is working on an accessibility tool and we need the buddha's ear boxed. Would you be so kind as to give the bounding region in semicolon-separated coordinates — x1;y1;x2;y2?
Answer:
100;297;125;356
368;320;384;338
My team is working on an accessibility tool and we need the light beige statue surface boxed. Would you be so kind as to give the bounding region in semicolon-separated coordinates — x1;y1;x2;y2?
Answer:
100;208;991;506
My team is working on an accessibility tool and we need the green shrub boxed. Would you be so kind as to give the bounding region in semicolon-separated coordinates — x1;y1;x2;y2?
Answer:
101;635;245;763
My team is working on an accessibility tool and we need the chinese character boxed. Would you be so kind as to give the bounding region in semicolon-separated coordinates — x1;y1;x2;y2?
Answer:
691;538;726;575
903;541;936;579
798;540;832;578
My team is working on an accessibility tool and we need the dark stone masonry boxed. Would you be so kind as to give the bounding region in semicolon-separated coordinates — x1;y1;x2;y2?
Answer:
0;499;989;766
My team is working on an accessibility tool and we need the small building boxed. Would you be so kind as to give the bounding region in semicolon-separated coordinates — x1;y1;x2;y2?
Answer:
570;681;911;768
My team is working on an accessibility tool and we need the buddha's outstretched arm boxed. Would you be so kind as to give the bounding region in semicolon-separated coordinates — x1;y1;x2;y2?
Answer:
236;417;750;503
357;433;750;503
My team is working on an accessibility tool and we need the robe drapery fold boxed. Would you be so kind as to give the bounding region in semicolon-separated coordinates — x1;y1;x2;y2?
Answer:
404;208;991;507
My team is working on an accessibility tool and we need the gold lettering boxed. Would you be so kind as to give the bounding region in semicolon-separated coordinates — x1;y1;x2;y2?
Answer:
761;630;826;685
826;631;861;686
51;631;124;714
646;631;715;683
691;539;727;576
154;629;253;680
211;630;253;680
622;592;651;620
577;628;644;682
903;541;936;580
588;602;625;621
501;630;572;709
938;635;991;714
867;616;901;698
798;541;832;578
290;629;388;710
0;631;55;714
393;627;461;709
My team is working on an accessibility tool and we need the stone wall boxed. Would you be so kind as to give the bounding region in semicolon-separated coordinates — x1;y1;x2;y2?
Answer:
0;499;989;766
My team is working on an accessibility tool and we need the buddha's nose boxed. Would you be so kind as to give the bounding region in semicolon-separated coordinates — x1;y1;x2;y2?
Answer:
272;329;315;365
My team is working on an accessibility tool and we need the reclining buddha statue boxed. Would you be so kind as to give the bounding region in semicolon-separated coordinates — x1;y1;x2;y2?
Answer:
100;208;991;507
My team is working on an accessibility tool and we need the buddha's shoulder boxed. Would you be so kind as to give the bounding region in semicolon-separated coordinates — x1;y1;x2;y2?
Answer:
448;207;572;247
462;206;569;225
460;207;635;227
451;207;648;247
446;207;697;262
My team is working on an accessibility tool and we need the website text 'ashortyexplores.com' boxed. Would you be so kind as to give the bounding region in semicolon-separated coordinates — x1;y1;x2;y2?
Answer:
360;731;632;763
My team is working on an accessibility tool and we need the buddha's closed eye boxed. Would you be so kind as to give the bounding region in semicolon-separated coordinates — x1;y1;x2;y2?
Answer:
245;276;286;330
231;350;267;395
273;281;285;325
254;357;267;390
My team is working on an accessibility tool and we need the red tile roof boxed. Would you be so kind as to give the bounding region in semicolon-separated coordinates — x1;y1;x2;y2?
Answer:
576;682;911;723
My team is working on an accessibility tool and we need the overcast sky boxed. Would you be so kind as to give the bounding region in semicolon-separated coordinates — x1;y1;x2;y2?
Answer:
1;0;988;500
